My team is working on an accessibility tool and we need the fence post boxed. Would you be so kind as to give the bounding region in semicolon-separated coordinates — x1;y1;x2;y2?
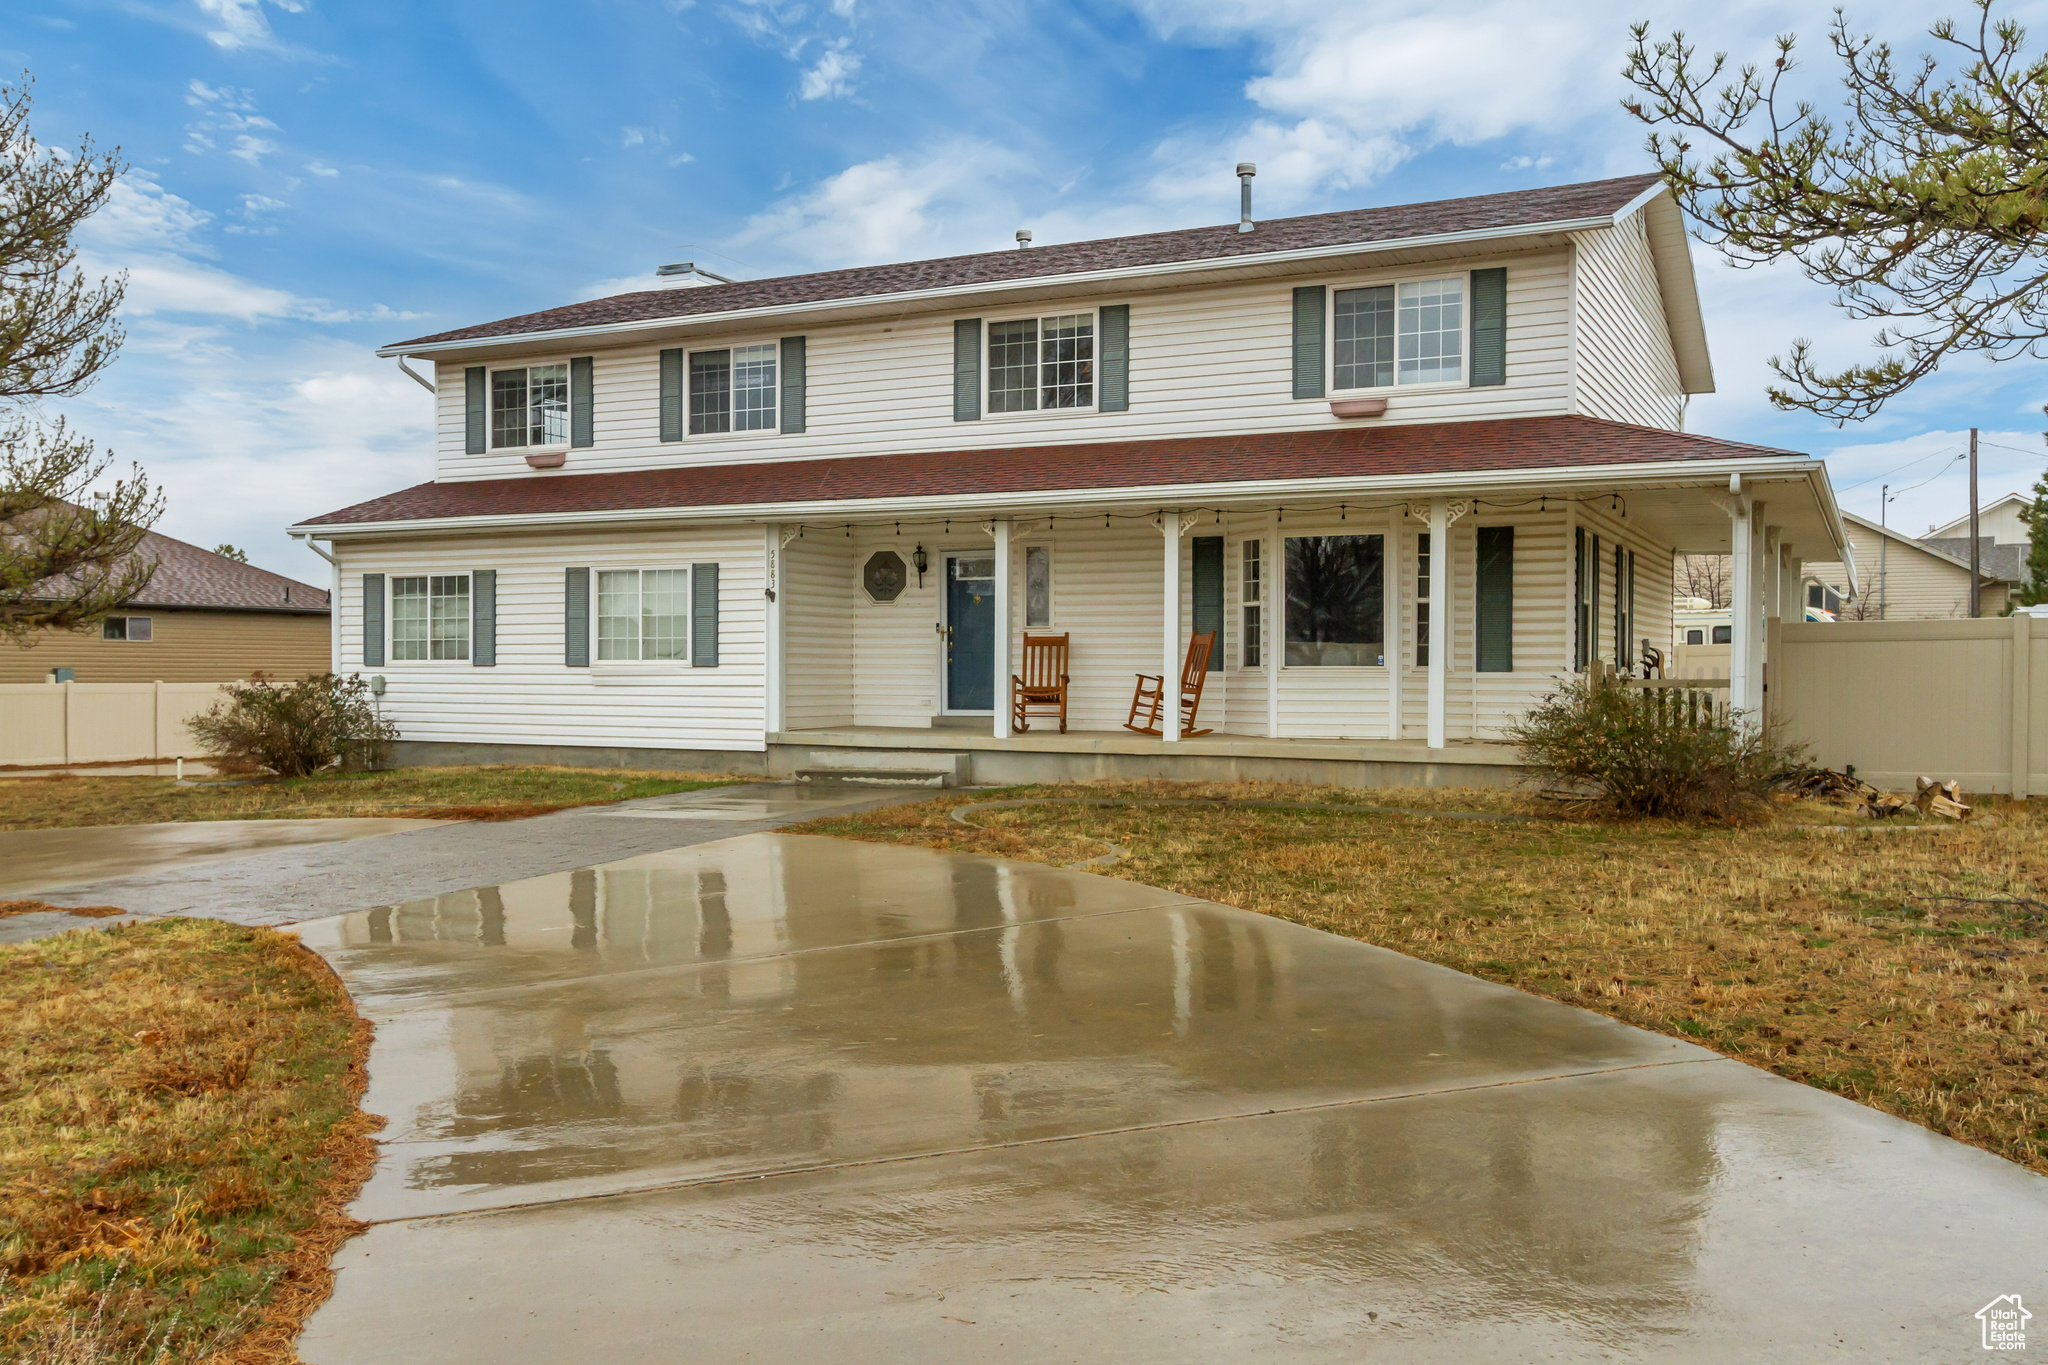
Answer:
2013;612;2032;800
61;680;71;767
153;679;162;766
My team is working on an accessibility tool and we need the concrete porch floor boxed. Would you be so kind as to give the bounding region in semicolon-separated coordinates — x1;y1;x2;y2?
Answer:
769;726;1524;787
295;833;2048;1362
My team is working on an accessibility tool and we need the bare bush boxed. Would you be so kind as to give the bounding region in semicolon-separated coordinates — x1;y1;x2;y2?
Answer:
187;673;396;778
1507;674;1805;820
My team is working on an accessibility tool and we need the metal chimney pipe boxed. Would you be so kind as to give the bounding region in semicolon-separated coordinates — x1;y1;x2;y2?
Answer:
1237;162;1256;233
1016;229;1032;249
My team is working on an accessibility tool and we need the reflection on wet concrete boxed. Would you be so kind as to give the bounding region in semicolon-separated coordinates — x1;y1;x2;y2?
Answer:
297;833;2048;1363
0;816;446;900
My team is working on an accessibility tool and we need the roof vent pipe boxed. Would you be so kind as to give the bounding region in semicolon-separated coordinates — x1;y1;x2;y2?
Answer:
1016;229;1032;248
1237;162;1256;233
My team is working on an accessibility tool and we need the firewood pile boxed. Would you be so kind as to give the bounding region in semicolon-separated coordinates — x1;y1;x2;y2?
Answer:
1774;768;1972;820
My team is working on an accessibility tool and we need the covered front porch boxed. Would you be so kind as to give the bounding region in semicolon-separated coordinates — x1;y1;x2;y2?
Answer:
758;457;1846;778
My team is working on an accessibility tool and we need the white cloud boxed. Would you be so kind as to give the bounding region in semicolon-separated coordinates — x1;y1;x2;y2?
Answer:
735;142;1032;265
305;161;339;177
79;177;214;256
1501;155;1554;172
240;194;288;213
228;135;278;164
800;42;862;100
193;0;305;52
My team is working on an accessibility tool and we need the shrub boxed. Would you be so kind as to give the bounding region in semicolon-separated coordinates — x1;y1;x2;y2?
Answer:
188;673;397;778
1505;673;1805;821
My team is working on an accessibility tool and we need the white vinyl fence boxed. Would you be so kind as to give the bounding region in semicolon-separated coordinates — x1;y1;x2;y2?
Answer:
1769;616;2046;796
0;682;228;767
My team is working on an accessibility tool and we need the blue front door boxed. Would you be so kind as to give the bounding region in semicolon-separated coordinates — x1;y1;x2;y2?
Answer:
946;555;995;711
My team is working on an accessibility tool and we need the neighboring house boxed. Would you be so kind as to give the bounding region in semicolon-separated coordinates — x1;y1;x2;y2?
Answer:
2;529;331;683
1804;510;2008;620
291;172;1853;781
1922;491;2032;593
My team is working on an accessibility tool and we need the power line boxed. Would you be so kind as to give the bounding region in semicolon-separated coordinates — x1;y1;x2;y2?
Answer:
1979;438;2044;459
1834;446;1964;494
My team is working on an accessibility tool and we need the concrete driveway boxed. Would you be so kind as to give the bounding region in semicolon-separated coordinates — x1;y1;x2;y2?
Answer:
295;832;2048;1363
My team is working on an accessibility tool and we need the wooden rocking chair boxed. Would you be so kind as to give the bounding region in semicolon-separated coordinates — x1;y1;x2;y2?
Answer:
1125;631;1215;737
1011;633;1071;733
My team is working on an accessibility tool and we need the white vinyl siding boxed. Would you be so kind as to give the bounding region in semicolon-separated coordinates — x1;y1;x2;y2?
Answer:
335;528;763;753
1571;215;1684;429
430;251;1575;481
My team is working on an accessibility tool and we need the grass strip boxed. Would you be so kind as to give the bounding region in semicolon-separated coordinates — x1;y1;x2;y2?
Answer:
0;765;743;832
802;778;2048;1175
1;919;378;1363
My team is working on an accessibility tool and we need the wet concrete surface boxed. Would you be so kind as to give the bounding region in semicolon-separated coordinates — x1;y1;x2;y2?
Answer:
297;833;2048;1362
0;817;446;901
23;784;913;928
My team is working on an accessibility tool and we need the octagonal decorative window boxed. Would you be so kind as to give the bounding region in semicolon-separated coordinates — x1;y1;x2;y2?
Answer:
862;550;908;603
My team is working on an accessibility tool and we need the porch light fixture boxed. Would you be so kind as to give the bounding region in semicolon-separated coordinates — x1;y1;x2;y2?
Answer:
912;542;928;586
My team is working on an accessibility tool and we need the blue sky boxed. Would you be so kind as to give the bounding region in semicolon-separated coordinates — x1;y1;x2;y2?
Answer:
12;0;2048;584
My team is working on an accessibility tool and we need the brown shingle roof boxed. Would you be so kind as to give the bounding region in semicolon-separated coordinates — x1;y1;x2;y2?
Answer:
123;530;329;613
299;416;1800;528
391;174;1664;349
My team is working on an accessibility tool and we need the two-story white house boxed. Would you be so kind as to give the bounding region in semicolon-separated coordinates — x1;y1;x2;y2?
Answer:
291;171;1855;786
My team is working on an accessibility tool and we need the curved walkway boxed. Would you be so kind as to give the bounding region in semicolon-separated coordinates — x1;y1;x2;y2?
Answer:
293;830;2048;1362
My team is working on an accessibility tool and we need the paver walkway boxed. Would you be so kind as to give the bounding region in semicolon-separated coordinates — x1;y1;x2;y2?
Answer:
294;831;2048;1363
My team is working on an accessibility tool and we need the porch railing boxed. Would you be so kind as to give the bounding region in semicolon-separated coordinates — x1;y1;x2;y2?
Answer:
1621;675;1732;729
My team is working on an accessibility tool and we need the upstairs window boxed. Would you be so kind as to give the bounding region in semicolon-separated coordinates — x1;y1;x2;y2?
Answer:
689;344;778;434
1333;278;1463;389
988;312;1094;412
491;364;569;448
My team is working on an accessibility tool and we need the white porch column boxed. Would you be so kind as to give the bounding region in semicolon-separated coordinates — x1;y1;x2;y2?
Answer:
1763;525;1782;624
1780;547;1803;620
764;524;786;737
1386;505;1405;740
1426;500;1451;749
1726;483;1757;717
992;518;1012;739
1264;517;1280;739
1162;511;1183;742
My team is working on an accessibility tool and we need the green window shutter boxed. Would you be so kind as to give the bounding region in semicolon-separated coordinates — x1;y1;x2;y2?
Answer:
569;357;594;448
691;564;720;667
659;349;684;442
362;573;385;667
1099;305;1130;412
471;569;497;666
779;336;807;434
953;319;982;421
1291;286;1325;399
464;367;486;454
1469;268;1507;387
1476;526;1514;673
564;567;589;667
1191;536;1224;671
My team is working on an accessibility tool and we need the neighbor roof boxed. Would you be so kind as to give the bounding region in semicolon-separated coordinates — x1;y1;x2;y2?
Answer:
298;415;1800;530
389;174;1665;351
120;530;329;612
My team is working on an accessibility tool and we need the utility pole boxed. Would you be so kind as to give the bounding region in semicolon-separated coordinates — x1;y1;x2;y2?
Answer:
1880;484;1889;620
1969;426;1982;618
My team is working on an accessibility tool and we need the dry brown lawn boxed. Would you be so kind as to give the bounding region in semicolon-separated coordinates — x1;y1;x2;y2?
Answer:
0;765;742;832
802;780;2048;1175
0;920;377;1364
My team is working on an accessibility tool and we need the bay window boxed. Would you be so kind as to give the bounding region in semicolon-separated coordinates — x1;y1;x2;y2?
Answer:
491;364;569;448
1284;535;1383;666
597;569;690;662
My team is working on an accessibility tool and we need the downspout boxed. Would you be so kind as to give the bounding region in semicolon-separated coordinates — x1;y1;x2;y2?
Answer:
290;531;341;675
395;356;436;393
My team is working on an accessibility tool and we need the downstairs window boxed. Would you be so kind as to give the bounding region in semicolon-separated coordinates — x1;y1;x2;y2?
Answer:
1284;535;1383;666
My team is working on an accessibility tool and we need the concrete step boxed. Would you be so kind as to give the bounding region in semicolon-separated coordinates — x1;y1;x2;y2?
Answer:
791;767;952;788
802;748;970;786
